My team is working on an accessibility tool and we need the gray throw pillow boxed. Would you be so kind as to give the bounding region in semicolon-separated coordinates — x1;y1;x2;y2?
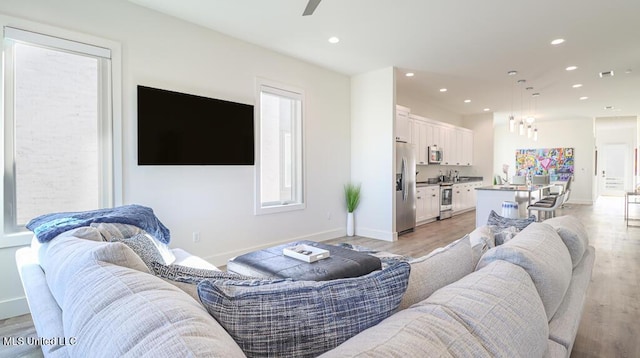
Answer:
150;262;253;285
487;210;536;231
110;233;165;270
92;223;143;241
197;261;410;358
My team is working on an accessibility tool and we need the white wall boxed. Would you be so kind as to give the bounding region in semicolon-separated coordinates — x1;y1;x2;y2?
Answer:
0;0;351;319
462;113;494;183
351;67;395;240
493;117;595;204
396;86;463;126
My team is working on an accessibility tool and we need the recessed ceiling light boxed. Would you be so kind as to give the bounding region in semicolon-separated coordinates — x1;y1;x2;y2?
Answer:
551;38;565;45
328;36;340;44
566;66;578;71
625;69;633;74
439;88;447;92
572;84;583;88
483;108;490;112
507;70;518;76
599;70;614;78
532;93;540;97
464;99;471;103
579;96;589;100
405;72;414;77
604;106;614;110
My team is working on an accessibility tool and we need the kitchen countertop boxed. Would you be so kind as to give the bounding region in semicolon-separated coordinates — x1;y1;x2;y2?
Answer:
476;184;552;192
417;177;484;187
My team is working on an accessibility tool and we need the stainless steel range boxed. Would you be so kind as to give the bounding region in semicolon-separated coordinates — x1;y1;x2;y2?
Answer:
439;183;453;220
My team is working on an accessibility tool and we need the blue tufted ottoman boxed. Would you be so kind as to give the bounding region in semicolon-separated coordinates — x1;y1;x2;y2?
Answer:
227;240;382;281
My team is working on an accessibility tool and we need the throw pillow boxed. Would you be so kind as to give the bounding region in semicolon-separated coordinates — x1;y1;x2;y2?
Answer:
492;225;518;246
70;226;105;242
398;235;474;310
110;233;166;270
197;261;411;358
150;262;252;285
91;223;143;241
487;210;536;231
543;215;589;268
469;226;495;265
476;222;572;320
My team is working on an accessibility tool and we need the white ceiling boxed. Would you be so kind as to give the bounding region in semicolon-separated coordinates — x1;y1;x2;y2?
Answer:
130;0;640;122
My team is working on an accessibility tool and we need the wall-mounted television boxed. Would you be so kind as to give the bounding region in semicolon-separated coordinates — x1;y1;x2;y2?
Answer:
137;85;255;165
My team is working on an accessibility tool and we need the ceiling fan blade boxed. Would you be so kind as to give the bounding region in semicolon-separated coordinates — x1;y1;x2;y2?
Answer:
302;0;322;16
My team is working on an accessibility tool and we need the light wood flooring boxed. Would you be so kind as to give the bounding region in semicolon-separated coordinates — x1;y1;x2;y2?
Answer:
1;196;638;357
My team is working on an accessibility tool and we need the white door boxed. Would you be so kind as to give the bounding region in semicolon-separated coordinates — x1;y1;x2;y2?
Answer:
600;143;628;196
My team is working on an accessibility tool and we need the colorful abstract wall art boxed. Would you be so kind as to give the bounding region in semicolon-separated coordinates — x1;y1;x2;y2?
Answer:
515;148;574;181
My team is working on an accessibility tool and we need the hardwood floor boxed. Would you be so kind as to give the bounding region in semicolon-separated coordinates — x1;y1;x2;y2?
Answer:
2;197;638;357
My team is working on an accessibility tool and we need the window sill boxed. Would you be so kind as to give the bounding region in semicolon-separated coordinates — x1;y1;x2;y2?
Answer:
0;231;33;249
255;202;306;215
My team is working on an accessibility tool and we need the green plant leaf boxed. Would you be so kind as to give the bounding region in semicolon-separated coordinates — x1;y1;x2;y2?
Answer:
344;183;361;213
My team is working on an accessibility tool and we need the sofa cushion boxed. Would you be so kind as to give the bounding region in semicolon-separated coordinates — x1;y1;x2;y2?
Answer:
41;235;150;308
543;215;590;268
477;222;573;320
548;246;595;350
322;260;549;358
198;261;410;358
41;235;245;357
398;235;473;310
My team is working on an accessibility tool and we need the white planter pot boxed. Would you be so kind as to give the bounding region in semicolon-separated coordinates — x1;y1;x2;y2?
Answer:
347;212;355;236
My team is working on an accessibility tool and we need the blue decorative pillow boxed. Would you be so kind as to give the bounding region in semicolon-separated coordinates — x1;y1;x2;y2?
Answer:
487;210;536;245
197;261;411;358
487;210;536;231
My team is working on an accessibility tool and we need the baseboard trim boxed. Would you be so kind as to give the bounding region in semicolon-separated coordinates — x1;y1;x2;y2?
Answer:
0;297;30;320
203;228;345;267
355;227;397;242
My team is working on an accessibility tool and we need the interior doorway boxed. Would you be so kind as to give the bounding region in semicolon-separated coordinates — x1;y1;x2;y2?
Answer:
598;143;629;196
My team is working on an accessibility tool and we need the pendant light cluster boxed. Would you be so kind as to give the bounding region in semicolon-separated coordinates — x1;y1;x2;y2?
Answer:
507;71;539;141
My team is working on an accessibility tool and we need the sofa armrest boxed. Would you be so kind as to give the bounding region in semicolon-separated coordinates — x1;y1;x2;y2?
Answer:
15;247;69;357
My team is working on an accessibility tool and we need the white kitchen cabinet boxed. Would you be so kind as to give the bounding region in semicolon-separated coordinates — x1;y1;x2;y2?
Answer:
440;126;455;165
416;187;427;223
411;116;428;165
453;182;480;213
426;185;441;219
417;185;440;224
459;129;473;166
396;109;411;143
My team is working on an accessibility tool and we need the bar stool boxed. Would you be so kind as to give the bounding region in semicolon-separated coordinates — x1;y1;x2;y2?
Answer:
528;193;565;221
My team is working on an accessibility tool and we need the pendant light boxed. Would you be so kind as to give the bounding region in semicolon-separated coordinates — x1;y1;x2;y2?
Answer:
508;71;517;132
518;79;526;136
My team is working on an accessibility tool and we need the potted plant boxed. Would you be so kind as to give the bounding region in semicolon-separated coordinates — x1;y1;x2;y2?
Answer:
344;183;361;236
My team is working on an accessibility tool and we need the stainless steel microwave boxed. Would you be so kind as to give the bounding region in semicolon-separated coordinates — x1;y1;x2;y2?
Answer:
428;145;443;164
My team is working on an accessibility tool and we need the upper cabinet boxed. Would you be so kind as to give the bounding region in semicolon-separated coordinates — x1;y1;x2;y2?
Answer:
395;106;411;143
410;114;429;165
397;105;473;167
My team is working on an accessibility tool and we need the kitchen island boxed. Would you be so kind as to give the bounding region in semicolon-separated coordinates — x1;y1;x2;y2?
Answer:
475;184;552;227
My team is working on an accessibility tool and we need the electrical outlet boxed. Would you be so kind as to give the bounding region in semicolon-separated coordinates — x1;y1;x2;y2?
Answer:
192;232;201;243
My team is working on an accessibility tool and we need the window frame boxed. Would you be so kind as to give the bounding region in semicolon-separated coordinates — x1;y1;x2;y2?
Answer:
0;20;122;247
254;78;306;215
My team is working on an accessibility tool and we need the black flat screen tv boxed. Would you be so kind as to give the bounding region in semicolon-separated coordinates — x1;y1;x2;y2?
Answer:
137;85;255;165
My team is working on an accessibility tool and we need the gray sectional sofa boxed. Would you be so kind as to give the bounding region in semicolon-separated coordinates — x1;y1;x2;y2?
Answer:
16;215;593;357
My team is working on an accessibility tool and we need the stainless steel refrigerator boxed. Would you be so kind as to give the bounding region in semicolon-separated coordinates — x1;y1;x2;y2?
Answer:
395;141;416;234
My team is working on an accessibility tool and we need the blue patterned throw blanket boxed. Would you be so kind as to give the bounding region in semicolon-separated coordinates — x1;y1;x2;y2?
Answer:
26;204;171;244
